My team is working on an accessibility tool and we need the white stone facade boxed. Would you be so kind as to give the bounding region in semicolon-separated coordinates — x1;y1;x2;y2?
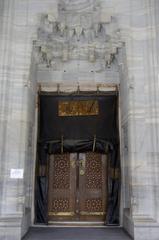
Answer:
0;0;159;239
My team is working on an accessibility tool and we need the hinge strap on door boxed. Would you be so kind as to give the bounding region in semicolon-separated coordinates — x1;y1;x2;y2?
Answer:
93;134;96;152
61;135;64;154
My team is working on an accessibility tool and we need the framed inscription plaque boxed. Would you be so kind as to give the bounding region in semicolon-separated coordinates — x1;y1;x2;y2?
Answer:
58;100;99;116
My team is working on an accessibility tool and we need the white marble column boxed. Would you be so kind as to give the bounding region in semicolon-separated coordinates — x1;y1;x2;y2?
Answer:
0;1;59;239
118;1;159;239
0;1;37;239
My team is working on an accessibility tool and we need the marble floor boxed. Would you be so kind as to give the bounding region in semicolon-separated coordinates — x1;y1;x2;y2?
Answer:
23;227;132;240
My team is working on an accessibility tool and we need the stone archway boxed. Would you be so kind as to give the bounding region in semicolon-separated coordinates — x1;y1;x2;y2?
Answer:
32;1;123;227
1;1;159;240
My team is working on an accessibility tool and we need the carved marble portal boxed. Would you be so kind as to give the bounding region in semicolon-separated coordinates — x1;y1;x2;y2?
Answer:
34;0;123;70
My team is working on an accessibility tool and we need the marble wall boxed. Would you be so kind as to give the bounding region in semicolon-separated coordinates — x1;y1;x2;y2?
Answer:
0;0;159;239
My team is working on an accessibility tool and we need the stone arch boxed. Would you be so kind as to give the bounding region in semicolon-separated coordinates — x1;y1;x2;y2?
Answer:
32;1;123;92
31;3;125;228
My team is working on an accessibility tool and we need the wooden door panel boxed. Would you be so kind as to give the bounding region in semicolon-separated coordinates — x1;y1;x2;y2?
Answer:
48;153;77;222
79;152;107;221
48;152;107;223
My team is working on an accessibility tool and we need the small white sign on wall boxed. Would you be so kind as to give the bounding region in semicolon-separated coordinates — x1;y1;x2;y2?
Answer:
10;169;24;179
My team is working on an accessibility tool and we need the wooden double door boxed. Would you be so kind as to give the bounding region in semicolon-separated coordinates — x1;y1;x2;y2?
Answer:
48;152;107;223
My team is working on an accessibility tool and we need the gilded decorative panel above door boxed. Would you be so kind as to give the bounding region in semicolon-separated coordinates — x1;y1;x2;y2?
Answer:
58;100;99;116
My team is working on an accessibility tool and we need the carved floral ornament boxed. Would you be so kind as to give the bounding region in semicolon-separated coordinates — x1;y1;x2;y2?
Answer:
34;8;123;69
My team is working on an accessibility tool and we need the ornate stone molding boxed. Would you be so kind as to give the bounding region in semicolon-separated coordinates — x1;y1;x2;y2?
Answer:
34;1;123;69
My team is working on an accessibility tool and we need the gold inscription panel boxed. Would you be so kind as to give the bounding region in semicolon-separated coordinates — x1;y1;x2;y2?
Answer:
58;100;99;116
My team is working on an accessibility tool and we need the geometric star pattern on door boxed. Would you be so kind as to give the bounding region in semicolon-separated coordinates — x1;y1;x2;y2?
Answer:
48;152;107;222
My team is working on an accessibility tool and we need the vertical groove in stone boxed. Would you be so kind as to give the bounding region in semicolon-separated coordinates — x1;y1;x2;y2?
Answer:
148;0;159;221
0;0;17;215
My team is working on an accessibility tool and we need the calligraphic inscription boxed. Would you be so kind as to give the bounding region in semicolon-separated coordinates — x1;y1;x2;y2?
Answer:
58;100;99;116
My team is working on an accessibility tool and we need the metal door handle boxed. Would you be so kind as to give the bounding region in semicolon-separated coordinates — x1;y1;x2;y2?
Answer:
70;159;76;168
79;159;86;175
79;159;85;167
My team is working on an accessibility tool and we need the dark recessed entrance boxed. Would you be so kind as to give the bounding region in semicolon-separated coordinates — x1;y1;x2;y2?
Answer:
35;91;120;226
